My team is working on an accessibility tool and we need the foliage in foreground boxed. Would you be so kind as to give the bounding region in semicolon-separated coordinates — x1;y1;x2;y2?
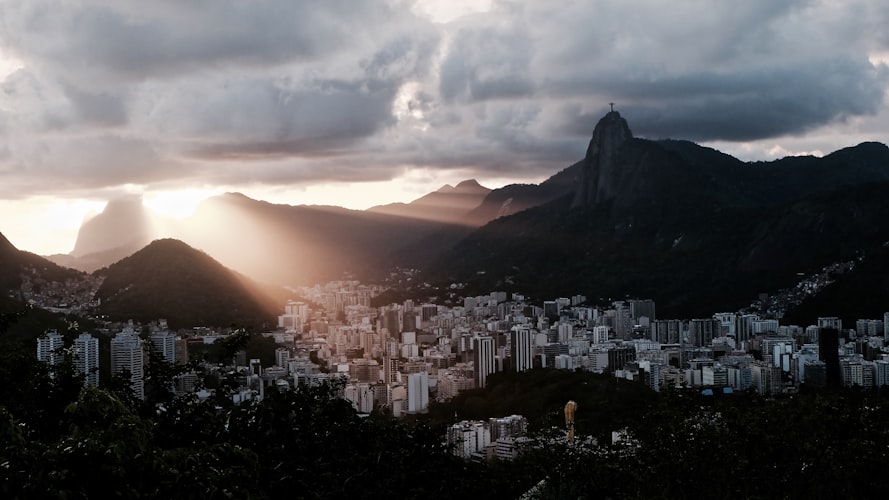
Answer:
518;388;889;499
0;339;513;499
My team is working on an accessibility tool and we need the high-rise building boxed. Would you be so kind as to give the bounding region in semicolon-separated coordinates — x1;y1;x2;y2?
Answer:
713;312;737;337
612;302;633;340
421;304;439;322
557;323;573;343
175;338;189;365
37;330;65;366
652;320;682;344
818;327;841;388
448;421;491;458
407;372;429;413
702;364;728;386
736;314;759;343
509;327;534;373
803;360;827;387
473;336;496;388
592;325;610;344
884;312;889;340
344;383;375;413
543;301;560;321
150;331;176;364
111;332;145;400
279;301;309;332
874;360;889;387
73;333;100;387
276;348;291;370
689;319;720;347
818;317;843;332
630;299;656;324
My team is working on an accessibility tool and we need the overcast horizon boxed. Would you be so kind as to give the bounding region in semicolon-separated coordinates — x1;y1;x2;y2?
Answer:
2;0;888;255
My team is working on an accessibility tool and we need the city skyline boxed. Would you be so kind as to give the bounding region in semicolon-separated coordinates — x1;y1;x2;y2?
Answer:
2;0;889;254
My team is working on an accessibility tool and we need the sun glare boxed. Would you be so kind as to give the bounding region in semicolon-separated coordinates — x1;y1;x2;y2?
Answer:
0;197;105;255
143;189;218;219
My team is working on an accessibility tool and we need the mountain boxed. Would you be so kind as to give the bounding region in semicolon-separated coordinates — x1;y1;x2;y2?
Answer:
52;173;576;287
46;243;148;274
1;232;84;294
45;194;169;273
70;195;156;257
368;179;491;225
47;110;889;319
424;111;889;318
175;193;488;286
93;238;280;329
462;161;582;226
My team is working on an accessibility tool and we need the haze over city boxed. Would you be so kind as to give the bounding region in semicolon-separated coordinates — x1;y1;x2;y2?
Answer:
1;0;888;255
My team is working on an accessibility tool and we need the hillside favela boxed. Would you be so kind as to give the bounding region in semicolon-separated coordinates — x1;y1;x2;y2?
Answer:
4;2;889;499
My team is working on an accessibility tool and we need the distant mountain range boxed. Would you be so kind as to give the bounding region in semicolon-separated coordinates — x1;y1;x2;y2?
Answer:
428;112;889;317
368;179;491;225
20;110;889;322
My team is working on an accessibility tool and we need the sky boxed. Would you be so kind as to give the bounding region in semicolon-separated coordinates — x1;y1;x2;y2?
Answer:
1;0;888;255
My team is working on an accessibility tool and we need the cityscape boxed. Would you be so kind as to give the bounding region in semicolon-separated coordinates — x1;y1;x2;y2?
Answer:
4;0;889;497
29;275;889;460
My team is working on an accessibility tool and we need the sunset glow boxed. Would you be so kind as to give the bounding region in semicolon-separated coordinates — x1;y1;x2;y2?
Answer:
1;1;888;256
143;189;219;220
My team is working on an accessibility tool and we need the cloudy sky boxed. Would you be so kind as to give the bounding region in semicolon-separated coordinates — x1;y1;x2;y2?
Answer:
1;0;888;254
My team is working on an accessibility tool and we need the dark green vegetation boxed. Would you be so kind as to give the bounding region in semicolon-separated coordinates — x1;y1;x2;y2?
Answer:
427;368;656;442
94;239;281;329
523;388;889;498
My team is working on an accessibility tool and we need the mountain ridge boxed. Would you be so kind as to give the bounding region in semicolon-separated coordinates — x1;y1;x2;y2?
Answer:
422;112;889;317
30;110;889;320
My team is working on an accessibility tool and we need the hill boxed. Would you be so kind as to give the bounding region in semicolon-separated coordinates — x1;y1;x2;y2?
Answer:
0;232;85;338
93;239;280;329
783;241;889;326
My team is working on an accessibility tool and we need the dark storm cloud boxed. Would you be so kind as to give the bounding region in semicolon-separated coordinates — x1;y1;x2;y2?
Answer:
0;0;888;197
471;0;888;144
438;16;535;102
62;85;129;127
557;57;888;141
171;76;400;159
0;0;408;79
